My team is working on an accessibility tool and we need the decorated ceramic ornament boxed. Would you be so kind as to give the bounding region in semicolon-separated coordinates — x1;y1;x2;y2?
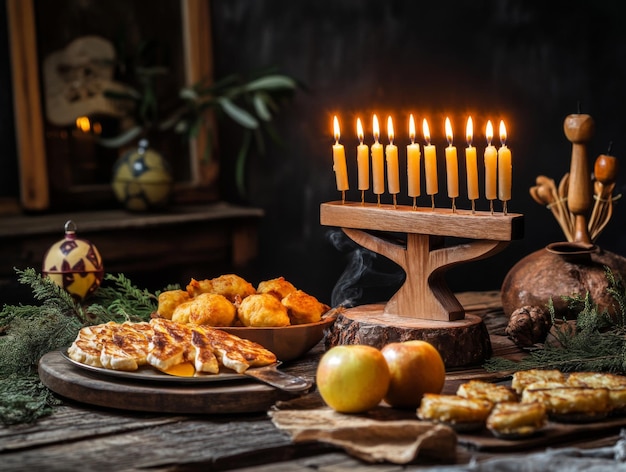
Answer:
42;220;104;301
111;138;173;211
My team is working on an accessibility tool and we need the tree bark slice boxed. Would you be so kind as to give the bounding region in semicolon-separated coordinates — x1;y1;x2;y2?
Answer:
325;304;492;367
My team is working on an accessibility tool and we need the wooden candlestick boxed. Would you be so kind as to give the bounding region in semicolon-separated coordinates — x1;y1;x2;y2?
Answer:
563;114;595;244
320;201;524;366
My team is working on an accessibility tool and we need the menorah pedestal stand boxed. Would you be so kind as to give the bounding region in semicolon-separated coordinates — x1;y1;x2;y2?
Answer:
320;201;524;368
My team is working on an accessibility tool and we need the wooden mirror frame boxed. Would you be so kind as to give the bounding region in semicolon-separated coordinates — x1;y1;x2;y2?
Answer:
6;0;217;212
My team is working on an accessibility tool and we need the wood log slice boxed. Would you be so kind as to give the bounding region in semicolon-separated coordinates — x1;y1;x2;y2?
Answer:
325;304;492;367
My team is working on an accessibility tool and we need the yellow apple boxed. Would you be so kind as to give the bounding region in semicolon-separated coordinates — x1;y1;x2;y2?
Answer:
316;344;390;413
381;340;446;408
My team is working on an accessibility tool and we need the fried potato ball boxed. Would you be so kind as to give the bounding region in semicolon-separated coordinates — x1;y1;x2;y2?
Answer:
186;274;256;302
157;290;191;320
281;290;330;325
257;276;297;300
171;293;236;327
237;293;290;327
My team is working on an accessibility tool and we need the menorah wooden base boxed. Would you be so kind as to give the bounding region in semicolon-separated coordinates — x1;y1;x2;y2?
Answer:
325;304;491;367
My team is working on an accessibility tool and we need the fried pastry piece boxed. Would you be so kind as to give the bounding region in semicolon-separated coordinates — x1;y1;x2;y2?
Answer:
521;384;611;419
457;380;518;403
147;318;195;371
486;401;547;438
171;292;236;326
67;322;117;367
511;369;566;395
193;325;277;373
186;274;256;302
157;290;190;319
100;322;153;371
237;293;290;327
417;393;493;426
189;327;220;373
281;290;330;325
257;276;297;300
567;372;626;412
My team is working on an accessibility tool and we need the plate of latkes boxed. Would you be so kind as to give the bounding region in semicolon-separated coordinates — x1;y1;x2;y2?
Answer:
60;350;272;384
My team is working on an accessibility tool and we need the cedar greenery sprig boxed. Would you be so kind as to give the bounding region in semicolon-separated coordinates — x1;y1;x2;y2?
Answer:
0;268;166;425
484;267;626;374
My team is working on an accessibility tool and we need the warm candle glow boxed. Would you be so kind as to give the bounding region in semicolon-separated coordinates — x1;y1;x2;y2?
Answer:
444;117;459;201
371;114;385;196
407;114;421;200
386;116;400;197
465;116;479;203
356;118;369;193
499;120;507;145
422;118;438;197
484;120;497;202
332;115;349;193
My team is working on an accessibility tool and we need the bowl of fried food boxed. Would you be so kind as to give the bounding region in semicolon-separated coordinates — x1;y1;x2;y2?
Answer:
156;274;338;361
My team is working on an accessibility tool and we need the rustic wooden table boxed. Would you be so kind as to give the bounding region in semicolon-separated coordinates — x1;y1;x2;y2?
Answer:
1;292;624;471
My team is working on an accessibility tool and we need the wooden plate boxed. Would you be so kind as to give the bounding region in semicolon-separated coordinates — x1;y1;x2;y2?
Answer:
39;350;305;414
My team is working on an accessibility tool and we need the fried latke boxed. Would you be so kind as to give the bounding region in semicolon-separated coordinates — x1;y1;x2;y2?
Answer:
186;274;256;302
417;393;493;425
257;276;297;300
157;290;191;319
171;292;236;327
457;380;518;403
511;369;566;395
486;401;546;438
521;384;611;419
567;372;626;412
237;293;290;327
281;290;330;325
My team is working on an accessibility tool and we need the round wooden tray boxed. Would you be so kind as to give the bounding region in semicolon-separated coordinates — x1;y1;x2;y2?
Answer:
39;350;303;414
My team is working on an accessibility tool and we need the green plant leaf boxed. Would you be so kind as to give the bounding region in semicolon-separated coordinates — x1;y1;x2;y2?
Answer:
98;126;143;148
217;97;259;129
235;130;252;197
253;92;272;121
244;75;297;92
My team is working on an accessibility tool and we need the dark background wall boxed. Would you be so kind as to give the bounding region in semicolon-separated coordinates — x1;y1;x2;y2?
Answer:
2;0;626;308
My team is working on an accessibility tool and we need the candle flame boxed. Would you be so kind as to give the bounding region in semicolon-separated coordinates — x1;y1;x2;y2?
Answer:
499;120;507;145
422;118;431;145
333;116;341;143
445;117;453;145
466;116;473;145
409;114;416;143
373;114;380;143
356;118;364;143
486;120;494;145
387;116;394;143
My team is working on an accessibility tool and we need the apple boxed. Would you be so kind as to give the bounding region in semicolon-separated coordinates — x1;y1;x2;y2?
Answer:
381;340;446;409
316;345;390;413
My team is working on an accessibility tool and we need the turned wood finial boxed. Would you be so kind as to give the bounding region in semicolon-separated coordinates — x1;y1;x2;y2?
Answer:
563;113;595;244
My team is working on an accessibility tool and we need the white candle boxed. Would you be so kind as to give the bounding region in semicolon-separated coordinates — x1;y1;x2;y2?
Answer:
371;114;385;197
356;118;369;192
465;116;479;202
423;118;438;197
385;116;400;197
498;120;512;203
332;116;349;193
407;114;421;200
444;117;459;200
484;120;497;202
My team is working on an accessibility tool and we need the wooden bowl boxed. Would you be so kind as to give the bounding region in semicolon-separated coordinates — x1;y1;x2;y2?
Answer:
221;316;336;362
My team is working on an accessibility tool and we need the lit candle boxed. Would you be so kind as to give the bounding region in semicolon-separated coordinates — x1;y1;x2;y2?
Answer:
498;120;512;214
484;120;497;213
371;114;385;204
356;118;369;203
444;117;459;211
407;114;421;208
332;116;349;202
423;118;438;209
386;116;400;206
465;116;479;212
